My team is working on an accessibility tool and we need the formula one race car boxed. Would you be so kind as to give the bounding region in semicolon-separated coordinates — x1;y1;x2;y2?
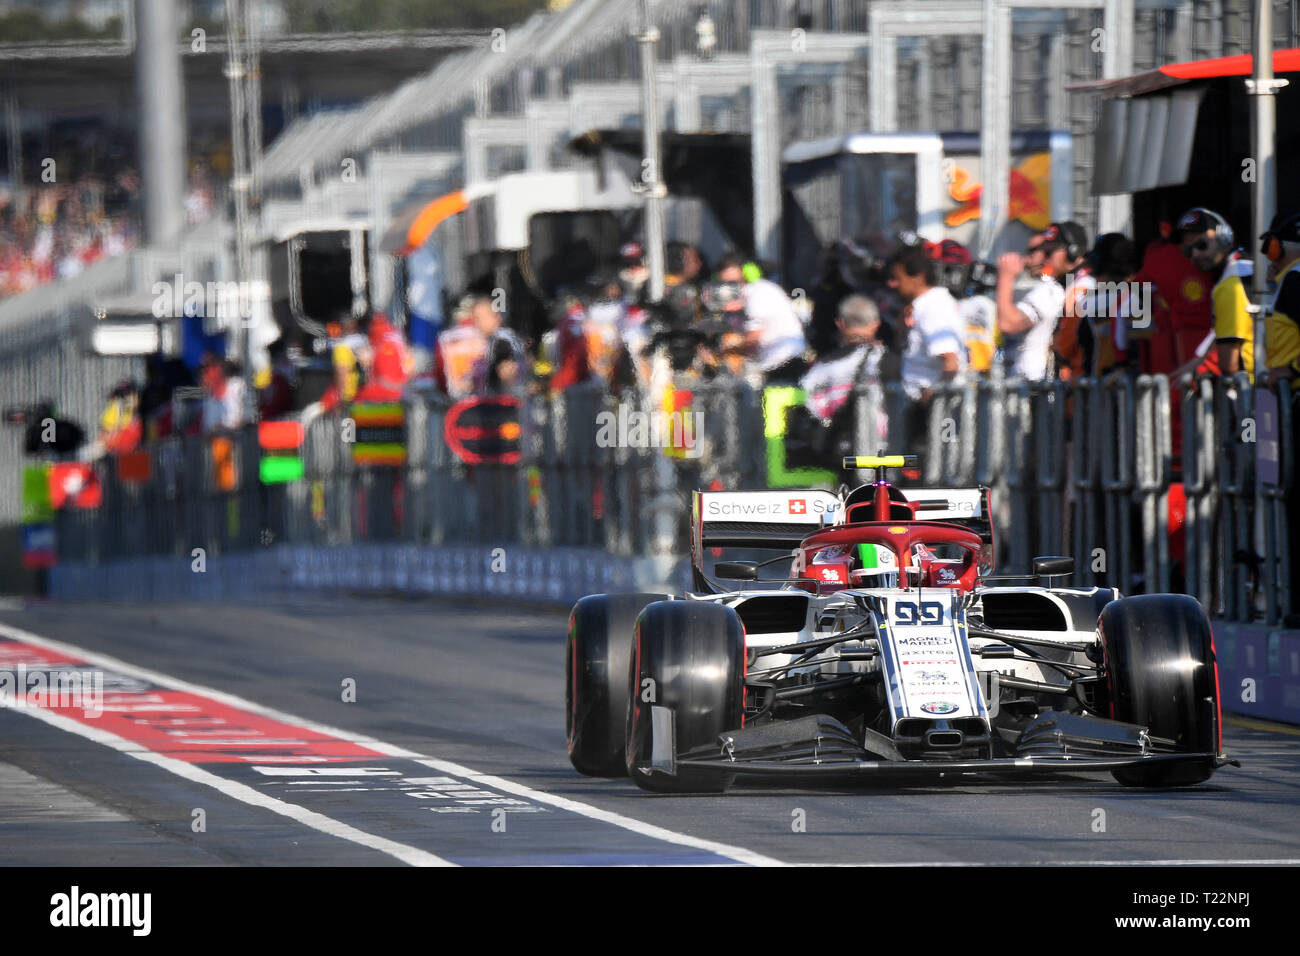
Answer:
566;456;1231;792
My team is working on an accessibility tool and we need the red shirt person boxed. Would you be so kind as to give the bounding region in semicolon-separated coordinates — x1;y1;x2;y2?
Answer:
549;304;591;391
1120;234;1215;377
363;314;413;399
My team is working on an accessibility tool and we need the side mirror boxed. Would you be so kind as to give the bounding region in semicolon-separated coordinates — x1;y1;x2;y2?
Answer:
1032;555;1074;577
714;561;759;581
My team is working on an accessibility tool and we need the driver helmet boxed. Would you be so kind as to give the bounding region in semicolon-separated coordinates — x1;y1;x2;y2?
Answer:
849;543;898;588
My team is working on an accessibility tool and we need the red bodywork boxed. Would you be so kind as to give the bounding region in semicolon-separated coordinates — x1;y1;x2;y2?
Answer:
794;482;984;593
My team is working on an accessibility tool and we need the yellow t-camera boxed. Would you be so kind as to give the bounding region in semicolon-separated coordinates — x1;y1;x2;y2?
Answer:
842;455;918;470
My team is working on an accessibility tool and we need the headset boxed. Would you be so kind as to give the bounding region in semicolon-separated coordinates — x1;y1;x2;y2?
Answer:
1261;211;1300;262
1059;223;1086;262
1178;207;1235;252
1037;224;1084;268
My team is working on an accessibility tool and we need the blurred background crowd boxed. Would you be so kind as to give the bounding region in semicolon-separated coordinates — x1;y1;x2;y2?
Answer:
1;0;1297;623
84;205;1300;457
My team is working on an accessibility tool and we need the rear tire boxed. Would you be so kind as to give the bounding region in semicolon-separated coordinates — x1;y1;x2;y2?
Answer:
1097;594;1220;787
625;601;746;793
566;592;668;777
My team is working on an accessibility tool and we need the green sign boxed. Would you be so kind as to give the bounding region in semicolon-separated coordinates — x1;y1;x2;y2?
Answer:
21;465;52;524
762;387;837;488
260;455;305;485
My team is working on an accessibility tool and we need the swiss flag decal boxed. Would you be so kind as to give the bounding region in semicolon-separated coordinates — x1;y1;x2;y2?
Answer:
788;499;806;515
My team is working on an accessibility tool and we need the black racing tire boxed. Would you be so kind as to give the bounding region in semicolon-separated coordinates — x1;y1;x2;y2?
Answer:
566;592;669;777
625;600;746;794
1097;594;1220;788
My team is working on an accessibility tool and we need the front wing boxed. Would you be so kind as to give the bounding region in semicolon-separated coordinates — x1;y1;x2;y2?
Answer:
647;711;1229;781
672;752;1227;778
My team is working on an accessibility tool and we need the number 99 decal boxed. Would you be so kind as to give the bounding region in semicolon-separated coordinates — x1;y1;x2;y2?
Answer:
894;601;945;625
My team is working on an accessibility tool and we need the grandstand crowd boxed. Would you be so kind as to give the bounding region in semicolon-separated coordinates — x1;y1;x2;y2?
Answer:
0;126;220;298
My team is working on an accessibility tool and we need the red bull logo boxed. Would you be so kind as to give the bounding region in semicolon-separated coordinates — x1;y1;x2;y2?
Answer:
944;152;1053;231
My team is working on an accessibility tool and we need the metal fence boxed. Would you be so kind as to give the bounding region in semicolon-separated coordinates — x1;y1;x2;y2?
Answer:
845;373;1294;624
56;380;767;562
903;373;1295;624
0;317;142;528
54;372;1296;625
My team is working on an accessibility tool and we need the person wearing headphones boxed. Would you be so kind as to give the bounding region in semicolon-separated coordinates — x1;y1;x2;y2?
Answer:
1262;210;1300;388
1176;207;1254;382
1260;209;1300;618
1053;228;1127;381
995;222;1085;381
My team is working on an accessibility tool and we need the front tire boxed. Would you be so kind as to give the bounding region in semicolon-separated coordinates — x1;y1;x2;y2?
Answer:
566;592;668;777
625;601;746;793
1097;594;1220;787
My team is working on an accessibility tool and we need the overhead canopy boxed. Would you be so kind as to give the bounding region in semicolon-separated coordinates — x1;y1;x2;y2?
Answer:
1090;87;1205;196
1068;47;1300;96
1078;47;1300;197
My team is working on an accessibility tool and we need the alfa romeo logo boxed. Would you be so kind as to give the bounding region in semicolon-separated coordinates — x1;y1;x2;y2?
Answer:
920;701;960;715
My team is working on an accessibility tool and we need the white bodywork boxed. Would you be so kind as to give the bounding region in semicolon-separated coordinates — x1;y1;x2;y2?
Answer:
696;582;1102;725
690;485;1105;726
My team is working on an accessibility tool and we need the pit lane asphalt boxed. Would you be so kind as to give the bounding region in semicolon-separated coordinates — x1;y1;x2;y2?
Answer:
2;596;1298;866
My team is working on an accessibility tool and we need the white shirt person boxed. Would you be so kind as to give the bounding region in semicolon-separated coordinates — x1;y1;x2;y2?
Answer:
887;246;965;398
995;225;1074;382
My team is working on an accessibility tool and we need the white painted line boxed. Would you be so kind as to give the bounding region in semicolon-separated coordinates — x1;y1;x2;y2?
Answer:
409;757;785;867
0;621;785;867
2;702;453;867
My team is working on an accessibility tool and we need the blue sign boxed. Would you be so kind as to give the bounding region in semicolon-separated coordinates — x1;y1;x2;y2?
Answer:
21;523;56;570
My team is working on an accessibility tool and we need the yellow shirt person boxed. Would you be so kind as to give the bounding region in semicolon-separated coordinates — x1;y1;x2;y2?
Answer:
1266;254;1300;386
1210;252;1254;381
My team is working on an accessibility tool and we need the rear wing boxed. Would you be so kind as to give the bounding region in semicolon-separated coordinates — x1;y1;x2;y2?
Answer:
689;486;992;591
690;490;842;580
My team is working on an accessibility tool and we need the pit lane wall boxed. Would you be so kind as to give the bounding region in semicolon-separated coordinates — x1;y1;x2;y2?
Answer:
47;544;691;610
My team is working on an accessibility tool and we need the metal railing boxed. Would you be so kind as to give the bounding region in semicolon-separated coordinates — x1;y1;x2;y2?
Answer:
53;372;1298;624
56;380;766;563
881;372;1294;623
1260;379;1294;623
